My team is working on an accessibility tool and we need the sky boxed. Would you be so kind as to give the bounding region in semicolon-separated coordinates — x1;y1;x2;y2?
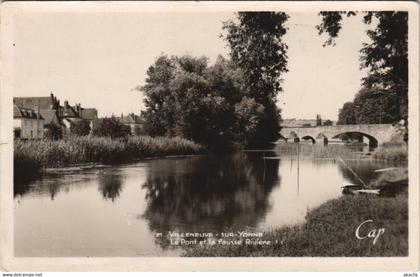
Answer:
13;11;372;120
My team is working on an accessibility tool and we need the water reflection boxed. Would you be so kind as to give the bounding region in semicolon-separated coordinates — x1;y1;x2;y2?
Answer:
15;175;70;200
141;152;280;249
98;171;124;202
14;171;116;201
14;148;400;256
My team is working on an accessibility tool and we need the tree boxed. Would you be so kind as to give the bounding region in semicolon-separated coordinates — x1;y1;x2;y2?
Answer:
317;11;408;122
222;12;289;146
360;12;408;120
139;53;258;149
70;120;91;136
92;117;131;138
45;123;63;140
337;86;399;125
323;119;333;126
337;102;356;125
132;125;144;136
316;114;322;126
139;55;176;137
234;97;265;146
353;87;399;124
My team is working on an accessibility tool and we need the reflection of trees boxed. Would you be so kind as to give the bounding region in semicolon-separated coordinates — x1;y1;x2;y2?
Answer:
14;176;61;200
97;170;124;202
14;174;94;200
141;152;280;249
15;169;125;202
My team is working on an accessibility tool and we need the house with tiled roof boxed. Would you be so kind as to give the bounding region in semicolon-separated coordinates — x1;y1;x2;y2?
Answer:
61;102;98;133
14;93;63;128
13;93;99;138
13;93;61;111
13;105;45;139
38;109;61;126
120;113;144;135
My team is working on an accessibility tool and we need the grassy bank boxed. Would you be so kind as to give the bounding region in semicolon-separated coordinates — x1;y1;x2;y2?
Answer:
14;136;204;177
183;169;408;257
372;144;408;163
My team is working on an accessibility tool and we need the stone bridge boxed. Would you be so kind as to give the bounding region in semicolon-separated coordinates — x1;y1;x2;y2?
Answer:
279;124;399;147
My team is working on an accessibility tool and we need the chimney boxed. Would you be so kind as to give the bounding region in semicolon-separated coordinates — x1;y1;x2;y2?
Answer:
121;113;123;119
64;100;69;108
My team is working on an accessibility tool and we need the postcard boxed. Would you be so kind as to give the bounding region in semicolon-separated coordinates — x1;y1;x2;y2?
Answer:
0;1;418;272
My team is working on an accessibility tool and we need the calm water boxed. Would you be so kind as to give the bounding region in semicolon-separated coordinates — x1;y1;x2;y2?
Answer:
14;149;391;256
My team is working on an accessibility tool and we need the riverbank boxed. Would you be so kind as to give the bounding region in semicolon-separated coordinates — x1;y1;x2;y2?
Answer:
372;143;408;163
276;142;408;162
14;136;204;180
183;167;408;257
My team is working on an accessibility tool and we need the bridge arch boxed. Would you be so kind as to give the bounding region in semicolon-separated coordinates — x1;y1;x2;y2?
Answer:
332;131;378;147
316;133;329;145
301;135;315;144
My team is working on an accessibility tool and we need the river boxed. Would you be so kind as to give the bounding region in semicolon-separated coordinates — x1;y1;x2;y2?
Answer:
14;147;394;256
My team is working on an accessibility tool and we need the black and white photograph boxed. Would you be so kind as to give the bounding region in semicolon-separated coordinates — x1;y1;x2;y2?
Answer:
0;1;418;272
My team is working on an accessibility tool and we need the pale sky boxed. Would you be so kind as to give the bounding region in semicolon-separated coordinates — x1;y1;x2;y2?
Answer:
13;11;371;120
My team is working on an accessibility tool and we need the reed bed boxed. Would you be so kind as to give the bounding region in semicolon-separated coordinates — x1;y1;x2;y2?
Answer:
372;144;408;163
275;143;362;160
14;136;205;170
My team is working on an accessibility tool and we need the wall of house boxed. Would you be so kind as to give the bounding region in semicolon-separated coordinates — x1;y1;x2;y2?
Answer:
13;119;22;129
19;118;44;139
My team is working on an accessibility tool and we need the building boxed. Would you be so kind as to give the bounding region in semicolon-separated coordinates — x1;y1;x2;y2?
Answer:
76;104;98;131
120;113;144;135
13;93;61;111
13;94;98;136
38;109;61;127
61;102;98;133
14;93;63;130
13;105;45;139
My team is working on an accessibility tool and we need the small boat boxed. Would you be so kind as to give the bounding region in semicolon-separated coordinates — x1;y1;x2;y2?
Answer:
374;167;398;173
351;189;380;195
341;183;364;195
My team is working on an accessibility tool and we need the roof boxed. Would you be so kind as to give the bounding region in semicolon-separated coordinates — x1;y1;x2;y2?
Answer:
14;95;57;110
62;105;78;117
39;109;60;125
81;108;98;120
63;117;84;123
14;105;44;120
120;113;143;124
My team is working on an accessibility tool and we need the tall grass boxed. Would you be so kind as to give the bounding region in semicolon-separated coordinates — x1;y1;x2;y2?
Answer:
14;136;205;170
275;143;363;160
372;144;408;163
183;192;408;257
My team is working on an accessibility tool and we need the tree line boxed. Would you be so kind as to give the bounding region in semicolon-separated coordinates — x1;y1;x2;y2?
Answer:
139;12;289;150
138;11;408;149
317;12;408;125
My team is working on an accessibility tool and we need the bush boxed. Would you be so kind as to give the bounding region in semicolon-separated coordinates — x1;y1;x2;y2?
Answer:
372;145;407;163
44;123;63;140
92;117;131;138
70;120;91;136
